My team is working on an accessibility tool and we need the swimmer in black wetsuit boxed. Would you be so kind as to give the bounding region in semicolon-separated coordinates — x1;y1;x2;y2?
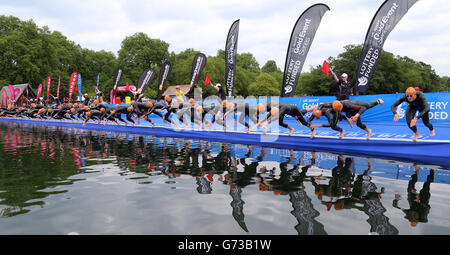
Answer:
332;98;384;140
308;102;353;139
257;102;314;136
391;87;435;142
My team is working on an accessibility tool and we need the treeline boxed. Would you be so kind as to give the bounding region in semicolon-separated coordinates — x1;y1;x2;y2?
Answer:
0;15;448;100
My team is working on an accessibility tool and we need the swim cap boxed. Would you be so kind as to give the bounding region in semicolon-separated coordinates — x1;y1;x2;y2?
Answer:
332;101;343;112
94;100;99;104
406;87;417;96
271;107;279;116
146;102;153;108
100;108;106;113
70;108;76;113
84;106;89;111
189;98;195;104
67;103;73;108
85;112;91;117
127;105;134;112
313;107;322;119
48;108;53;113
257;103;265;113
196;105;203;113
164;95;171;101
226;102;234;110
221;100;228;106
57;105;62;109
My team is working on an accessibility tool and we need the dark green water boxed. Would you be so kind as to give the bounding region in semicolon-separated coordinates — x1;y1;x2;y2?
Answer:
0;122;449;235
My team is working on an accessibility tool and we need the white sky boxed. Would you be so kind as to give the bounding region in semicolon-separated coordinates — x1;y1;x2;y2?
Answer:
1;0;449;76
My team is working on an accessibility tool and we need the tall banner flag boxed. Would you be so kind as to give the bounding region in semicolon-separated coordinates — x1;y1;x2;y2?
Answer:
280;4;330;97
36;83;43;100
57;75;61;99
355;0;419;94
225;19;239;97
2;89;6;107
112;67;123;100
8;85;15;105
77;73;83;101
136;67;156;95
157;61;172;100
96;73;100;89
46;76;51;105
68;72;77;102
187;53;207;98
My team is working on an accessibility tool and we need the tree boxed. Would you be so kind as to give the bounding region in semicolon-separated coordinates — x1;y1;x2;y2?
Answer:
117;32;170;94
248;73;280;96
261;60;280;73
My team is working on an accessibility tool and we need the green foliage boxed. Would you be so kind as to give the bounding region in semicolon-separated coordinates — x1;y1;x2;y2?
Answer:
248;73;280;96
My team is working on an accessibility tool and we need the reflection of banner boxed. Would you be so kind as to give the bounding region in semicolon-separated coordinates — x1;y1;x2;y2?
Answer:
355;0;419;94
225;19;239;97
281;4;330;97
157;61;172;100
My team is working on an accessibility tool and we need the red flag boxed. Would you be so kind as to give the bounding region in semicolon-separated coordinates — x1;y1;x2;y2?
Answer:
126;81;130;90
204;74;211;86
321;60;330;76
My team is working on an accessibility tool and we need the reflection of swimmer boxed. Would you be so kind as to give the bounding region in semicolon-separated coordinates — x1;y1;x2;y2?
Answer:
393;165;434;227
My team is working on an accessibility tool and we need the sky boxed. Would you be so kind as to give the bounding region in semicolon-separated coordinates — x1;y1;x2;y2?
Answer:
1;0;449;77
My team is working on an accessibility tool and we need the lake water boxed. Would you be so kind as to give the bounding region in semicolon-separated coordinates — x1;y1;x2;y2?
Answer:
0;122;449;235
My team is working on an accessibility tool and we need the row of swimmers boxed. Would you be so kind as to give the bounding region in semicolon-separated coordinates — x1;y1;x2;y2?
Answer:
0;87;434;141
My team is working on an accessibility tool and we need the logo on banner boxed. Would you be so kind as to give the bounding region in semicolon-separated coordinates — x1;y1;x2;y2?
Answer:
396;102;406;119
358;77;368;86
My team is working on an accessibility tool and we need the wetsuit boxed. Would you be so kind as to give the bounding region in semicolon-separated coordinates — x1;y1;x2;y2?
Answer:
307;102;347;132
391;91;434;133
271;102;310;129
341;100;380;130
230;102;259;129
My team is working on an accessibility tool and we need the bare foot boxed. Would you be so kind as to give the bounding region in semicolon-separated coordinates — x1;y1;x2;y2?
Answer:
339;130;345;139
412;132;419;142
366;128;372;140
430;129;435;137
288;128;294;136
310;129;316;139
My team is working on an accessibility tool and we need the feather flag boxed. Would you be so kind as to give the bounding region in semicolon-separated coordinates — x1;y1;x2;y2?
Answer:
68;72;77;102
77;73;83;101
281;4;330;97
57;75;61;99
355;0;419;94
46;76;51;105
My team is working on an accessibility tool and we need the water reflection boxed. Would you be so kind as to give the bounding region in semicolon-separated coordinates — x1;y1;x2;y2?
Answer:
0;122;447;234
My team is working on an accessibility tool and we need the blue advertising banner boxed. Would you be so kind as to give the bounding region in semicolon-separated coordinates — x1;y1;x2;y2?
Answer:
229;92;450;123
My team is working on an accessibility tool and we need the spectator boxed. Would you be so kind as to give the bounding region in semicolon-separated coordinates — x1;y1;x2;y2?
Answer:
331;71;353;100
